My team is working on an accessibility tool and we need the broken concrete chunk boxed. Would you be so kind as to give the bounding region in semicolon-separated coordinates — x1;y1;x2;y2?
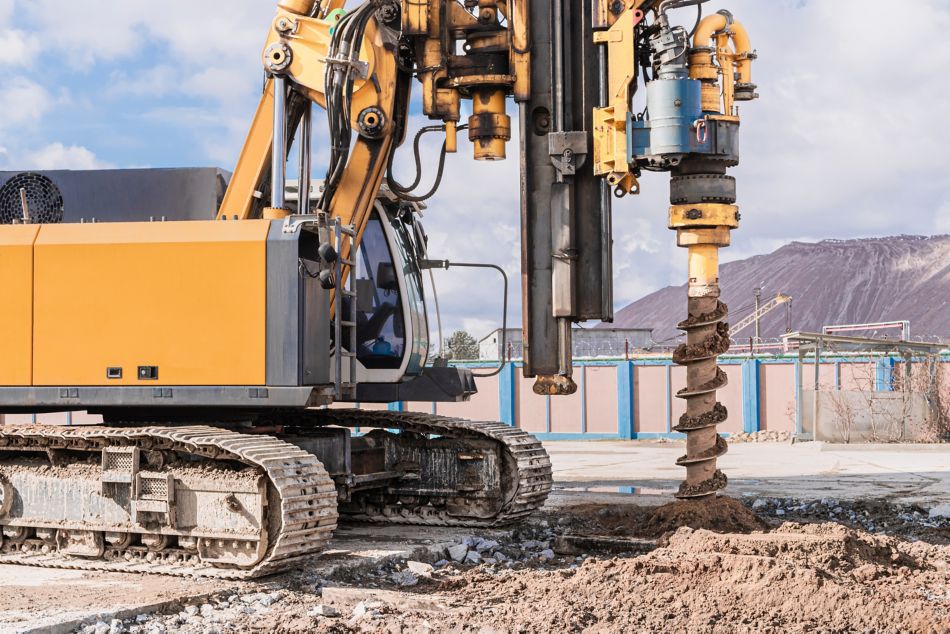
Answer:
407;560;435;576
308;604;340;618
448;543;469;562
929;504;950;520
391;570;420;587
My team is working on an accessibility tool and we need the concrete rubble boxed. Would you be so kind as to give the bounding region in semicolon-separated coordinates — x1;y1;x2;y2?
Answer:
56;493;948;633
0;441;943;633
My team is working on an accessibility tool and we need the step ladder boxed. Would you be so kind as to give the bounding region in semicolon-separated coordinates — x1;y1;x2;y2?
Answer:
334;218;358;400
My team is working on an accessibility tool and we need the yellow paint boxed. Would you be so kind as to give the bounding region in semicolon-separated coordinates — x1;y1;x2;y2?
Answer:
277;0;312;14
669;203;740;230
470;88;510;160
219;80;276;220
220;13;390;221
32;221;271;387
263;207;291;219
690;14;755;116
445;121;458;154
0;225;40;386
687;244;720;287
592;6;642;180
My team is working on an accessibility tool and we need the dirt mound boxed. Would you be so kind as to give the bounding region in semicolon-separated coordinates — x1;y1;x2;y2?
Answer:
372;524;949;634
641;495;770;537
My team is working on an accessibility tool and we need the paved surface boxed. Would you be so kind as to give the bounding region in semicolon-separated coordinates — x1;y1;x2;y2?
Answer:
0;525;459;634
546;440;950;507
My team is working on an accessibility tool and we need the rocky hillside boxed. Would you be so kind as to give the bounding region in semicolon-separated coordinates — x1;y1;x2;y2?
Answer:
612;235;950;344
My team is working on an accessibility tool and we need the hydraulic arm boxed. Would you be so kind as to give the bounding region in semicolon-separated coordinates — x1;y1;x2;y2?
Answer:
219;0;757;498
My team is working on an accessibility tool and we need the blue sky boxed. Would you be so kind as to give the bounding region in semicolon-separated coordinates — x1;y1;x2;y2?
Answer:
2;0;950;343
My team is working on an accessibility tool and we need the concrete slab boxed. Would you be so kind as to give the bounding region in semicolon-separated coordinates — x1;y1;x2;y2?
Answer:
545;440;950;506
0;525;461;634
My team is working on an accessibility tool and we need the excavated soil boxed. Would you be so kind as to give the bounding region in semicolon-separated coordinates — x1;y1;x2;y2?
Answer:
385;524;948;634
641;495;770;537
113;498;949;634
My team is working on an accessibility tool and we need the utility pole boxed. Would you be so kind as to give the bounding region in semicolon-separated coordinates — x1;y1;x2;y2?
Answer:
753;287;762;347
785;298;793;334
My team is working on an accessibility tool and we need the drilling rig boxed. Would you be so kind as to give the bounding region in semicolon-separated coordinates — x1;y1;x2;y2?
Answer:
0;0;756;576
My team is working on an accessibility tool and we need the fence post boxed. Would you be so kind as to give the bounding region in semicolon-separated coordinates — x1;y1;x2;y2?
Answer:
875;357;895;392
665;364;673;434
498;363;517;426
617;361;636;439
742;359;761;434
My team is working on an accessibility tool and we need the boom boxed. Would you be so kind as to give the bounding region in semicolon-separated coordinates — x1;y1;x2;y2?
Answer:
221;0;758;497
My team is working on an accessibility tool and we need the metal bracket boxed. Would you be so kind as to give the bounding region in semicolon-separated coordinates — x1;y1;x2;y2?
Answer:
324;54;369;80
548;132;589;177
282;213;323;234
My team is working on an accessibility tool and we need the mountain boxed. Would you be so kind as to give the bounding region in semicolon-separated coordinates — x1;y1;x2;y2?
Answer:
611;235;950;344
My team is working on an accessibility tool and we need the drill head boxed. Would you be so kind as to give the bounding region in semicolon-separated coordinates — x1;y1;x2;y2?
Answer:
672;261;731;499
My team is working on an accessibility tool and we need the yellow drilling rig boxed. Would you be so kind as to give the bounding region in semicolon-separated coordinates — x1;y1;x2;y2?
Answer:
0;0;756;576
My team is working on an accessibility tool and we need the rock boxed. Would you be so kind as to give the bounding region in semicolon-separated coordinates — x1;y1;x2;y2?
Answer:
200;604;215;618
929;504;950;520
391;570;419;586
448;543;469;562
309;604;340;618
494;552;509;562
135;615;150;624
462;536;479;547
434;559;449;568
475;538;499;552
258;595;275;607
464;550;482;564
521;540;540;549
407;561;434;576
775;509;786;516
539;549;555;561
352;601;369;620
184;606;200;617
752;499;768;510
93;622;110;634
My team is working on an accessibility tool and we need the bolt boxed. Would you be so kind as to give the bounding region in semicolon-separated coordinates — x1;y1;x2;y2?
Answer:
611;0;625;15
686;208;703;220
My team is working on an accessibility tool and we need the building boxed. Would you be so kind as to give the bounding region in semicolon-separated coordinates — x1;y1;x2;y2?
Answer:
478;327;654;361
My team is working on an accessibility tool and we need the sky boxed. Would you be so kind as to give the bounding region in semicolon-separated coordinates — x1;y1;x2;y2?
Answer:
2;0;949;346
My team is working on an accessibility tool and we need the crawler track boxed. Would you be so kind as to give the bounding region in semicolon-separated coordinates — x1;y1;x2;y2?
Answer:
300;410;553;526
0;425;337;578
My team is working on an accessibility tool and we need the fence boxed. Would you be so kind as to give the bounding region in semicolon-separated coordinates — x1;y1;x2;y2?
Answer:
4;355;948;441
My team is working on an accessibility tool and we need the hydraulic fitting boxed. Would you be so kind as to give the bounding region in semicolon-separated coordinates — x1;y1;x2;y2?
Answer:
468;88;511;161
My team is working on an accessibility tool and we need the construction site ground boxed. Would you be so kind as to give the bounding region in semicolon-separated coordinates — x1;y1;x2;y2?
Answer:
3;439;948;634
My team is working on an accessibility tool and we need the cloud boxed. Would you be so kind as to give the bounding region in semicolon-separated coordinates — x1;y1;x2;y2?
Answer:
0;76;51;131
3;0;950;340
20;143;112;170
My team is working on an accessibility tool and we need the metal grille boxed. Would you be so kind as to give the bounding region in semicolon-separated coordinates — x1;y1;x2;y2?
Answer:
0;172;64;224
103;452;134;471
138;476;169;500
102;447;135;472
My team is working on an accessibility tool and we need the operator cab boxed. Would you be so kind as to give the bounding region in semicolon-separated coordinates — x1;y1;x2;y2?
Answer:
341;200;430;386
